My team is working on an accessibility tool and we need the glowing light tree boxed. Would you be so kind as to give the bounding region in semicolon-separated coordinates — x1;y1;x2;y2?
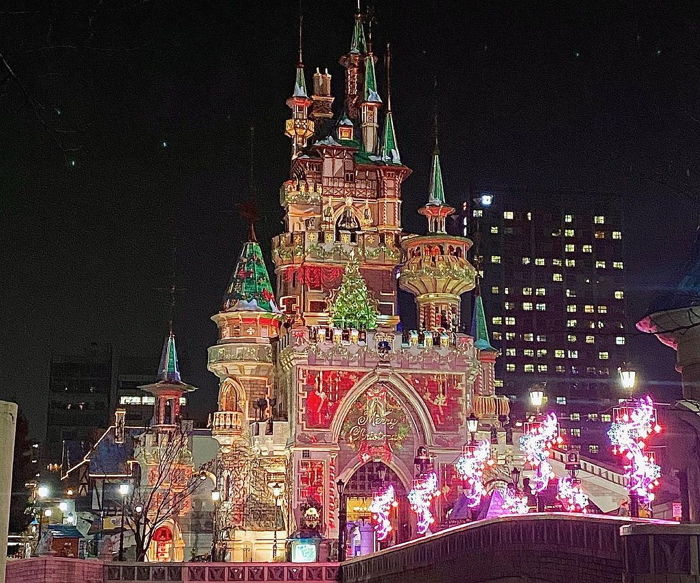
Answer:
454;440;491;507
557;477;589;513
502;487;529;515
520;413;562;510
608;395;662;517
370;485;397;542
409;446;440;535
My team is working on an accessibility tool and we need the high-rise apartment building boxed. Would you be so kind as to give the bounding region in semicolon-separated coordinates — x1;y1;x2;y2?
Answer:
456;190;627;459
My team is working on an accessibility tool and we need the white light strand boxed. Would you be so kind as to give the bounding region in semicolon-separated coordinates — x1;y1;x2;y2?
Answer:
454;440;491;507
519;413;561;494
408;472;439;535
370;484;397;541
502;487;529;514
557;476;589;512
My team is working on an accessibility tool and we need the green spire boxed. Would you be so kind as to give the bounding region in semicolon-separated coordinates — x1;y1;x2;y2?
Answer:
427;150;446;205
293;64;308;98
350;11;367;54
381;111;400;163
222;241;279;313
471;291;497;352
363;52;381;103
157;332;181;383
329;259;379;330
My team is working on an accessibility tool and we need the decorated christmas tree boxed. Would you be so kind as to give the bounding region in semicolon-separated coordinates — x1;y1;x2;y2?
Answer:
222;241;279;313
329;258;379;330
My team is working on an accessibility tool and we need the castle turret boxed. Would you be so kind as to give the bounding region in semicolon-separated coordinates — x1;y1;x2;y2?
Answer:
339;4;367;119
284;17;314;158
380;45;401;164
360;36;381;154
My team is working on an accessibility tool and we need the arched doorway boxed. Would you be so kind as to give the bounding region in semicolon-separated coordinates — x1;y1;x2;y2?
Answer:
344;462;410;551
147;521;185;562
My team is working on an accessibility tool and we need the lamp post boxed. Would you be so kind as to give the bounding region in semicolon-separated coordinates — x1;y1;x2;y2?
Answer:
467;413;479;444
618;362;637;392
210;490;221;561
270;482;283;559
118;483;131;561
36;485;49;547
337;479;347;562
529;384;546;417
510;467;521;491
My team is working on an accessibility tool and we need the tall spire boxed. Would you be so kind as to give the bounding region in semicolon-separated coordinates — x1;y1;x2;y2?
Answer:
380;43;400;163
470;279;497;352
293;7;308;97
157;332;182;383
350;1;367;54
427;77;446;205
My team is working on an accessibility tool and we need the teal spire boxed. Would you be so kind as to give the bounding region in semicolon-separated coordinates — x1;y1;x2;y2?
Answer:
363;51;381;103
381;111;400;163
350;8;367;54
157;332;182;383
427;150;446;205
293;64;308;98
471;288;497;352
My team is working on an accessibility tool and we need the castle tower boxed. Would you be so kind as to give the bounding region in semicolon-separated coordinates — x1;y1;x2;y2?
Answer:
139;331;197;430
399;145;477;331
338;4;366;119
284;16;314;158
360;36;382;154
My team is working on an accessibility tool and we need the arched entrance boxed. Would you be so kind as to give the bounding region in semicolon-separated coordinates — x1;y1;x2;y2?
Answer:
147;521;185;562
344;462;411;552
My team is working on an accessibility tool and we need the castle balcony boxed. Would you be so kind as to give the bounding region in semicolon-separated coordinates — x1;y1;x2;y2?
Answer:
271;230;401;268
210;411;244;437
280;326;478;373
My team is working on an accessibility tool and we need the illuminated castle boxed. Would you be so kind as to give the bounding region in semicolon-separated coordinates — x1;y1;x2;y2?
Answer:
206;6;512;562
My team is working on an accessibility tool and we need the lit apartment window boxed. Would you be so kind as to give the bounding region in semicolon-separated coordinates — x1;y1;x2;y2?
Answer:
582;244;592;253
492;316;502;325
564;214;573;223
551;229;562;237
535;287;546;296
491;255;501;263
492;332;502;340
565;259;576;267
553;273;563;281
523;287;532;295
585;335;595;344
473;209;483;217
589;445;599;454
535;258;545;266
524;364;535;373
555;349;565;358
566;289;577;298
556;365;566;373
504;302;515;310
584;305;594;313
506;363;516;372
527;212;532;220
598;305;608;314
568;334;577;342
571;428;581;437
495;379;504;388
560;428;568;435
614;290;624;299
612;231;622;240
537;349;548;357
492;286;500;294
570;413;581;421
536;335;547;341
503;287;510;295
595;231;605;239
616;336;626;345
506;332;516;340
552;258;562;266
524;349;535;357
567;305;577;313
523;333;534;342
568;350;578;359
599;351;609;360
536;303;546;311
505;317;516;325
538;364;548;372
566;319;577;328
506;348;516;357
490;225;499;234
598;321;605;328
504;211;514;219
588;413;599;421
565;229;575;237
565;244;575;252
613;261;624;269
601;414;612;422
556;396;567;405
594;215;605;224
522;257;531;265
523;302;533;311
120;396;142;405
595;260;606;269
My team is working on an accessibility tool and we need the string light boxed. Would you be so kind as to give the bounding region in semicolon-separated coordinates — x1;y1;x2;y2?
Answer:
454;440;491;507
408;472;439;535
370;484;397;541
502;487;529;515
608;396;662;503
557;477;589;512
519;413;561;493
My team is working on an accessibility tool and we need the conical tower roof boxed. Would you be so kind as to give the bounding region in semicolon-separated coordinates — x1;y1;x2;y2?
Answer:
157;332;182;383
427;150;446;206
363;51;381;104
380;110;400;164
350;10;367;54
222;241;280;313
471;288;497;352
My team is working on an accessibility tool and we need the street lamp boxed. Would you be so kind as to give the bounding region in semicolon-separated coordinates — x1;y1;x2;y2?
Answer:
529;383;546;416
337;479;347;562
510;467;521;490
269;483;283;560
467;413;479;443
118;483;131;561
36;485;49;546
37;485;49;499
210;490;221;561
618;362;637;391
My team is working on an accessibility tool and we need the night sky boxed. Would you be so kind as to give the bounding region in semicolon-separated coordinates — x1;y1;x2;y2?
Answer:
1;0;699;438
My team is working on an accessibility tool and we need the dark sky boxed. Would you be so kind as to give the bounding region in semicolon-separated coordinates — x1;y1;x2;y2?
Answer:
1;0;699;438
